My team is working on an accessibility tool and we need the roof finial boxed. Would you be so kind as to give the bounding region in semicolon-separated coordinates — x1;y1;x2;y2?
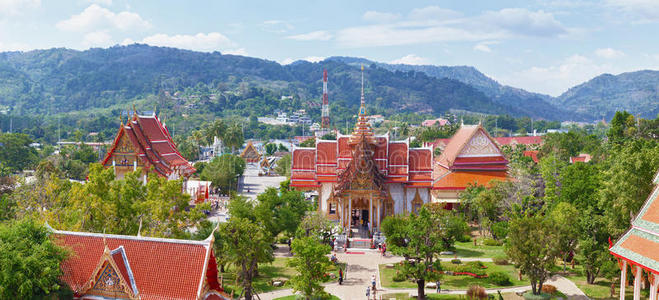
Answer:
132;104;137;115
153;105;157;117
119;113;123;126
102;228;109;252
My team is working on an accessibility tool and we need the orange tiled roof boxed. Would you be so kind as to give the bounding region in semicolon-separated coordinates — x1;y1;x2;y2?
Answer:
524;150;540;163
433;170;507;190
53;230;224;300
610;170;659;274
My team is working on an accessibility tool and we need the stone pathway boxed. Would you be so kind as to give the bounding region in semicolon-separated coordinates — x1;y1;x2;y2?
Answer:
546;275;590;300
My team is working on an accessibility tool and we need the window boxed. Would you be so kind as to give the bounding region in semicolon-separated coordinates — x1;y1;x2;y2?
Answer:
329;203;336;214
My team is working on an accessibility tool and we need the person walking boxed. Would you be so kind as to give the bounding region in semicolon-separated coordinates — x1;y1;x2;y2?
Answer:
436;280;441;294
338;268;343;285
365;286;370;300
371;274;377;291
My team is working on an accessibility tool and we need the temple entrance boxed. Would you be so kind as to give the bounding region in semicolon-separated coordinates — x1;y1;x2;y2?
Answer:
349;208;370;227
361;209;369;226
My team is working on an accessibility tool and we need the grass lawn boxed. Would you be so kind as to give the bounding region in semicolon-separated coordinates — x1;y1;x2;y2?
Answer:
221;257;345;296
564;274;648;300
273;295;341;300
379;261;526;290
380;292;522;299
439;239;506;258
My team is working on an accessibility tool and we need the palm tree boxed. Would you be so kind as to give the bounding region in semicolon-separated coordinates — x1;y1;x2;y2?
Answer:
224;124;244;154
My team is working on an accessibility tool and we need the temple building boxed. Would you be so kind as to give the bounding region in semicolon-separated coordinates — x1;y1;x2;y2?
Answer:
240;141;261;163
51;227;228;300
431;124;509;208
610;170;659;300
291;67;433;234
101;110;195;181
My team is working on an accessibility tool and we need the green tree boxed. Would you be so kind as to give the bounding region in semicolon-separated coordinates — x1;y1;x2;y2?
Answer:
201;154;246;192
300;138;315;147
0;133;39;172
205;119;228;145
255;187;309;238
0;218;71;299
222;217;273;300
265;143;278;156
607;111;636;143
550;202;579;272
505;213;557;295
297;212;339;244
224;123;244;153
288;236;332;299
274;154;291;177
381;207;444;299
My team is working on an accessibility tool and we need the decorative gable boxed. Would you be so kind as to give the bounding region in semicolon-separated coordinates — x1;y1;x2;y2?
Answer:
458;130;501;157
82;245;138;299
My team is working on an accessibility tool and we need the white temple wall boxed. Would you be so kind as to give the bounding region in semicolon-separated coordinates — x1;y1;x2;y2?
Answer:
388;183;405;214
320;182;333;213
406;187;416;210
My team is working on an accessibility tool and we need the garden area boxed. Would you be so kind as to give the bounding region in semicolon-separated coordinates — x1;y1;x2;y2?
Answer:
379;261;526;290
219;257;346;296
439;238;506;258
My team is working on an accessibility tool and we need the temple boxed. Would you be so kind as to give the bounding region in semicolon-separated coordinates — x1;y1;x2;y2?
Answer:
101;110;195;181
240;141;261;163
610;169;659;300
51;228;229;300
431;124;509;208
291;66;433;233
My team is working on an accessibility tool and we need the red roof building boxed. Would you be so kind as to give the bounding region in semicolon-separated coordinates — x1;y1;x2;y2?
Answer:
524;150;540;163
432;125;509;209
421;118;450;127
570;153;592;163
610;170;659;300
426;135;544;150
52;228;228;300
291;67;433;234
101;111;195;180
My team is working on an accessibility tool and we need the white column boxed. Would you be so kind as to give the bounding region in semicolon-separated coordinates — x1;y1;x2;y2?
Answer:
133;160;137;171
633;266;642;300
369;194;373;233
377;200;381;232
339;199;343;229
650;274;658;300
620;260;627;300
348;195;352;233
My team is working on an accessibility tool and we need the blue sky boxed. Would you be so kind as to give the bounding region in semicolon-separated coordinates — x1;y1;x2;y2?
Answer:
1;0;658;96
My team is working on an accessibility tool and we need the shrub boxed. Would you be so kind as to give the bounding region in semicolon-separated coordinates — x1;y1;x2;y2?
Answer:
392;272;406;282
467;285;487;300
458;234;472;242
466;261;486;269
483;238;503;246
451;258;462;264
522;291;551;300
541;284;557;294
492;256;509;265
491;221;509;240
488;271;511;286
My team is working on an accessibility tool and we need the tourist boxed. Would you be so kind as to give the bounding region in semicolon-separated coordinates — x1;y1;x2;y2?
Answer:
436;280;441;293
371;274;376;291
382;243;386;257
331;253;338;264
365;286;370;299
338;268;343;285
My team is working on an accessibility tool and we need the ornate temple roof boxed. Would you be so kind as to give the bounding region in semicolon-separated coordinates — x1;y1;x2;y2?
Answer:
610;169;659;274
101;112;195;178
433;124;508;190
53;229;226;300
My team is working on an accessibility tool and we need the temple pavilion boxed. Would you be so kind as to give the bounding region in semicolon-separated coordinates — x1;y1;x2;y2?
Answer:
101;110;195;181
291;68;434;233
610;169;659;300
51;227;228;300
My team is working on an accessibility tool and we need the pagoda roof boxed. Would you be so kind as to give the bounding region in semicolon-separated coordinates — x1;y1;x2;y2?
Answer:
610;169;659;274
101;112;195;178
52;229;226;300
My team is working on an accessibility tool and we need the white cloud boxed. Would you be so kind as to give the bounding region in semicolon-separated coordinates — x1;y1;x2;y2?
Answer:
389;54;431;65
502;54;615;96
82;30;113;48
408;6;462;21
128;32;240;53
336;7;568;48
86;0;112;5
362;11;401;23
595;48;625;59
56;4;151;32
606;0;659;22
0;0;40;15
261;20;294;33
474;43;491;53
286;30;332;41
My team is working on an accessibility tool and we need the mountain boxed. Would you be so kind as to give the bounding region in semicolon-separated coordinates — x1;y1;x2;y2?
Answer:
555;70;659;120
325;56;570;120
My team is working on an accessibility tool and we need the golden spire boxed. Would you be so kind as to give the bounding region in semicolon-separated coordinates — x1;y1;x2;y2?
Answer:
350;64;374;144
359;64;366;117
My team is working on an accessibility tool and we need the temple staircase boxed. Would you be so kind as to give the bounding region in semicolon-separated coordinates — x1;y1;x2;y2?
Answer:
348;226;373;249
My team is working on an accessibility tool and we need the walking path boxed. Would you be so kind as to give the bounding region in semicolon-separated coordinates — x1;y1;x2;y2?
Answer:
260;249;588;300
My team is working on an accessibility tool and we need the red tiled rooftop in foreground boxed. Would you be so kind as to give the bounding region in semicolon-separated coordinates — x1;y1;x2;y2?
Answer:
53;229;225;300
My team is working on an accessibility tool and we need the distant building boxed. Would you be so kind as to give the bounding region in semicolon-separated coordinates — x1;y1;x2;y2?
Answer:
427;135;544;150
240;141;261;163
570;153;592;163
524;150;540;163
421;118;450;127
101;111;195;181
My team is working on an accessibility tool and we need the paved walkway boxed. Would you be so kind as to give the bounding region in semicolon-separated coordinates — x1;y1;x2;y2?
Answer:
546;275;590;300
239;164;286;200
